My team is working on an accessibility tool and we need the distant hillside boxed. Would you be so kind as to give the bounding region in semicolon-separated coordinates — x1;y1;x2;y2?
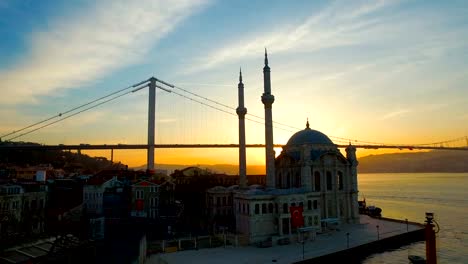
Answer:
137;150;468;174
0;141;126;172
133;164;266;175
358;150;468;173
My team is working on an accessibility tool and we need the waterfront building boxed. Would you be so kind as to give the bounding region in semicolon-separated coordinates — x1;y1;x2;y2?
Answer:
0;182;47;239
130;180;175;220
83;176;124;239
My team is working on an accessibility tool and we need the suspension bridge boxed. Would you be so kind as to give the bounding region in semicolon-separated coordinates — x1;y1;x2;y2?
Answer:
1;76;467;168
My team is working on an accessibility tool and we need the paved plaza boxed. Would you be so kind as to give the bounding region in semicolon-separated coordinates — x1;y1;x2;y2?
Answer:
148;215;423;264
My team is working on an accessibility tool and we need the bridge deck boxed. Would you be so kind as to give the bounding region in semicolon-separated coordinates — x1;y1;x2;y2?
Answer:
0;144;467;151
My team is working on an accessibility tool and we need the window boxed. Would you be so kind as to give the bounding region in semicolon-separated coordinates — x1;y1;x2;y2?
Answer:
307;200;312;210
222;197;226;205
339;200;344;217
314;216;319;225
136;190;143;199
326;171;332;191
295;172;301;187
262;203;267;214
255;204;260;214
268;203;273;214
242;203;245;214
275;203;278;214
338;171;344;190
313;200;318;210
150;197;157;207
286;173;291;188
278;173;282;188
283;203;288;214
31;200;37;210
217;197;220;205
314;171;321;191
247;204;250;215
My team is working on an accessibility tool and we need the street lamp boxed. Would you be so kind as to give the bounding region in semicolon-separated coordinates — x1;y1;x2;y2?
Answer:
346;232;350;248
376;225;380;240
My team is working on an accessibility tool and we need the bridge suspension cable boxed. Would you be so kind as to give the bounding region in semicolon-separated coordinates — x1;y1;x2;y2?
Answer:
1;79;150;141
3;76;466;149
170;83;468;147
4;85;146;141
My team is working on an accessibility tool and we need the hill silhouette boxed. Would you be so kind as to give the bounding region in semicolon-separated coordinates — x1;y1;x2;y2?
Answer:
358;150;468;173
0;141;125;172
138;150;468;174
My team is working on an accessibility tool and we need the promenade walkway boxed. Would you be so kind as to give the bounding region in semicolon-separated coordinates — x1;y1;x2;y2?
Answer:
147;215;424;264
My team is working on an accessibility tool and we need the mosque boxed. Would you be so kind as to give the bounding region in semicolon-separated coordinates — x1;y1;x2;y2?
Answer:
207;51;359;245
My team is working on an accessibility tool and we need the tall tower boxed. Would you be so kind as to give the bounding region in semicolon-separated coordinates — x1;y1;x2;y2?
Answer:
236;69;248;188
261;49;276;188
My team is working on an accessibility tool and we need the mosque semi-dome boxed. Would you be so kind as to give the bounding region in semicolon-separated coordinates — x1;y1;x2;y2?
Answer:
286;121;334;146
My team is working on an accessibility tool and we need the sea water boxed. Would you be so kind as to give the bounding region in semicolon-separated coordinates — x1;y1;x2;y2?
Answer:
359;173;468;264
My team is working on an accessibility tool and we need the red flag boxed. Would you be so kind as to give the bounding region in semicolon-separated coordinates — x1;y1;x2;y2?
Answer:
136;199;144;211
290;206;304;228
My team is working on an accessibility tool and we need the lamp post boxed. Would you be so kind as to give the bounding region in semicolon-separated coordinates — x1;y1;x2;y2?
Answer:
346;232;350;248
376;225;380;240
302;239;305;260
425;212;437;264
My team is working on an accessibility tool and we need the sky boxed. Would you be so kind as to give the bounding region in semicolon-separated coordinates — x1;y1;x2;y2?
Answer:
1;0;467;168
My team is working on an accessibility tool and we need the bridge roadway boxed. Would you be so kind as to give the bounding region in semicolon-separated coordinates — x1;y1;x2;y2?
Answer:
1;144;467;151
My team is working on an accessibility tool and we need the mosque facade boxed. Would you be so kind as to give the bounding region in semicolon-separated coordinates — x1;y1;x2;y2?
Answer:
207;51;359;244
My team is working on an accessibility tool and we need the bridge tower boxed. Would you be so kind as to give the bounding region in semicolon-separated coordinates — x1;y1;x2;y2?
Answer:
147;77;156;171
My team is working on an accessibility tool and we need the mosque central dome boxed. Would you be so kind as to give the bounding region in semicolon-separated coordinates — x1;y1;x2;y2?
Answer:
286;121;334;146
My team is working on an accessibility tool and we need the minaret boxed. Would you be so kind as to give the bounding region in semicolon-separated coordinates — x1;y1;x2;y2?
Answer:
261;49;276;188
236;68;248;188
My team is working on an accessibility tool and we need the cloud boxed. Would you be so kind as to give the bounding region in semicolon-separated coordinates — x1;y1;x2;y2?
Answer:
0;0;210;104
191;0;397;72
380;109;411;120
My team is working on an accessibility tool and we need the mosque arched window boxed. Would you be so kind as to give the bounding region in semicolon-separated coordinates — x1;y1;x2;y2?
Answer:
326;171;332;191
337;171;344;190
314;171;321;192
295;171;301;187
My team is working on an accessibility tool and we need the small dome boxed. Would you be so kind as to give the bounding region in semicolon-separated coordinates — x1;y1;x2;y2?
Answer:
286;122;334;146
208;186;227;192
